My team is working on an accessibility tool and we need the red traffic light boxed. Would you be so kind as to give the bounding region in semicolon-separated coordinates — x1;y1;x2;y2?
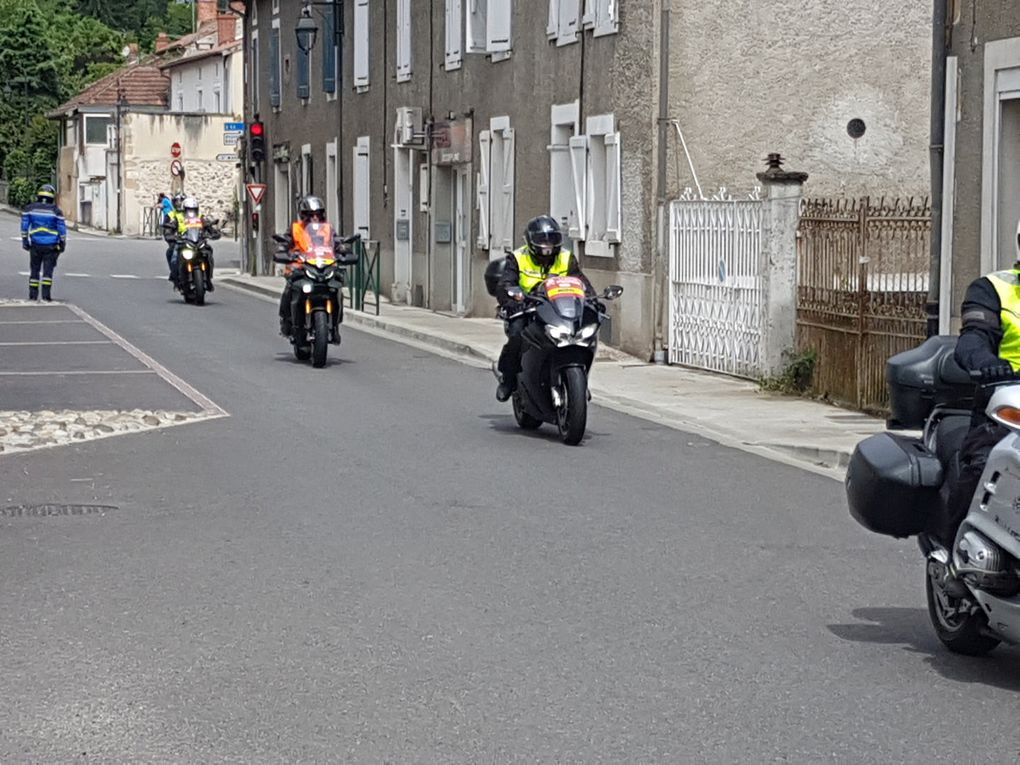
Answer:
250;122;264;137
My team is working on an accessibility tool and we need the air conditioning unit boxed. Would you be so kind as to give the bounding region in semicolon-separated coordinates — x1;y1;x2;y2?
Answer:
395;106;424;146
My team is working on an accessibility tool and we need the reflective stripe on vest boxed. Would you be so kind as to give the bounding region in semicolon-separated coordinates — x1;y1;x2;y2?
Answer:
513;247;572;293
987;270;1020;370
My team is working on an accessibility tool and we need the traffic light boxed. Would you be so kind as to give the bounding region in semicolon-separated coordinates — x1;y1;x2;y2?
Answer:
250;121;266;163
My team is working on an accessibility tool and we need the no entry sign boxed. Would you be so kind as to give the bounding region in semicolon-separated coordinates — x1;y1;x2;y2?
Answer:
171;142;182;158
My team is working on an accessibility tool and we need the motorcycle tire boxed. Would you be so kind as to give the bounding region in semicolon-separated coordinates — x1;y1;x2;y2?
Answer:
925;560;1000;656
512;392;542;430
192;268;205;306
557;366;588;446
293;326;311;361
312;311;329;368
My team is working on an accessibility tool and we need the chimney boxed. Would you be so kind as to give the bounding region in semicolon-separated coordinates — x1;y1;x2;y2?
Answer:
155;32;170;53
197;0;218;29
217;13;236;45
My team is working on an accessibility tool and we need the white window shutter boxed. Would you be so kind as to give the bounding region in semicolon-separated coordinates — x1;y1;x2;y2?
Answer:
476;130;491;249
354;137;371;239
467;0;487;54
547;0;560;39
354;0;370;89
557;0;580;45
487;0;511;54
500;127;515;251
594;0;618;36
568;135;588;241
605;132;621;243
581;0;595;29
445;0;463;69
548;143;571;234
396;0;411;82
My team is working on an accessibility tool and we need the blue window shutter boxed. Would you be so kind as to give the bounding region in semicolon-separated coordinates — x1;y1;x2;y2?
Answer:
298;45;310;99
323;4;337;93
270;28;280;107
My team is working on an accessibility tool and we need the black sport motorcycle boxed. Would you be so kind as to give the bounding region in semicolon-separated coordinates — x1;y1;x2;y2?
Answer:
174;218;219;306
272;227;360;368
488;274;623;445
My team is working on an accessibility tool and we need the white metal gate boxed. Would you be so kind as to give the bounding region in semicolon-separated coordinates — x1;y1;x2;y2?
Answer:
668;190;765;377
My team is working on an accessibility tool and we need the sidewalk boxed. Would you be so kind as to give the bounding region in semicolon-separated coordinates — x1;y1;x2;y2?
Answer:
220;273;884;480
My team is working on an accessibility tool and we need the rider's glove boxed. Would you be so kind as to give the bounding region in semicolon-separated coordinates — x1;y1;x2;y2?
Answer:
978;362;1015;382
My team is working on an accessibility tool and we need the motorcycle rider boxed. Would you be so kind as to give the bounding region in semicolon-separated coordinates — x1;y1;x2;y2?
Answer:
162;195;220;290
21;184;67;302
278;195;348;337
941;222;1020;546
162;193;186;281
494;215;595;402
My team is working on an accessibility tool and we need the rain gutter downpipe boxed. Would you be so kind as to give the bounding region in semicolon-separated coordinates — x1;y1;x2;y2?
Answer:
928;0;948;338
653;3;670;363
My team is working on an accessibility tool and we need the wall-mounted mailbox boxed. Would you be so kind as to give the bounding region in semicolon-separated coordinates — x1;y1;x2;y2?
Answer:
434;221;452;243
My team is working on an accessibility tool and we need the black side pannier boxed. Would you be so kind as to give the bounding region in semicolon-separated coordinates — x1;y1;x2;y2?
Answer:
846;433;943;538
887;336;974;430
484;258;506;298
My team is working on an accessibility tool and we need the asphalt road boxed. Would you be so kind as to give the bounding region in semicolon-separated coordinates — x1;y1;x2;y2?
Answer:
1;212;1019;762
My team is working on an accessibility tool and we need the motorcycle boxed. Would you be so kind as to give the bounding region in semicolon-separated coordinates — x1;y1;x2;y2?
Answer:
173;217;219;306
272;225;360;369
846;335;1020;655
487;273;623;445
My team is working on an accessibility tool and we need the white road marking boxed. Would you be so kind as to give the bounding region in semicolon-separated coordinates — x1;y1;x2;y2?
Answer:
65;273;91;278
110;274;140;279
18;271;29;276
0;370;156;376
0;340;113;346
66;303;228;417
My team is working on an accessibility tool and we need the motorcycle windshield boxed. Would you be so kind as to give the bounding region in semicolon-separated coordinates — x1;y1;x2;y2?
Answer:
295;222;336;267
182;217;204;245
542;276;586;321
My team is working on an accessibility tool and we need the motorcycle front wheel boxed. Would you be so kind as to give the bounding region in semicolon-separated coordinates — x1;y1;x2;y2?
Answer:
557;366;587;446
925;560;1000;656
192;267;205;306
312;311;329;368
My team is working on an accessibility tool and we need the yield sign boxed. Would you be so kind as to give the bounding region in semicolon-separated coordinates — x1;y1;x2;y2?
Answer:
246;183;267;207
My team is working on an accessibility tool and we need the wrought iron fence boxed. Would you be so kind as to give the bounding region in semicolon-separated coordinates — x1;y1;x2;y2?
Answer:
796;196;931;413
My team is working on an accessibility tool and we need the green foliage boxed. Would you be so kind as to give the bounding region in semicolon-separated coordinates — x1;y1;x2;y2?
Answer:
760;349;818;396
8;177;36;207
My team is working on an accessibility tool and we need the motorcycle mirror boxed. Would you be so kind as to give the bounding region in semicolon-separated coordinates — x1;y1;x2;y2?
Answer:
602;285;624;300
272;234;288;244
272;254;290;264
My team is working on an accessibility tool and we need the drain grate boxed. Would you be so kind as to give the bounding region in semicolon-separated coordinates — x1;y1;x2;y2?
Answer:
0;503;116;518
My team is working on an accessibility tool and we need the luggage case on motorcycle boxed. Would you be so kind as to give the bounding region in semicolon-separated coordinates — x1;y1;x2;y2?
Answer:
845;432;943;538
887;336;974;430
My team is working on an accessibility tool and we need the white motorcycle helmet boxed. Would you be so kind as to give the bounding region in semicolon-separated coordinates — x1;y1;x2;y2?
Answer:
182;196;200;217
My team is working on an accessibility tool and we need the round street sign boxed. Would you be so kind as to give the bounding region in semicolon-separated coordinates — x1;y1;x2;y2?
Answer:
170;159;184;177
171;142;182;158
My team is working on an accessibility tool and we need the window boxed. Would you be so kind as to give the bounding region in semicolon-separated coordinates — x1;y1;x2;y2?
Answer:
547;0;580;45
251;0;257;26
354;0;369;91
84;115;112;145
467;0;510;60
445;0;462;70
476;116;514;254
353;136;371;238
301;145;313;195
323;2;337;93
196;88;204;112
297;40;310;99
176;92;184;111
177;71;183;84
571;114;621;256
547;101;580;237
270;21;281;108
582;0;618;37
396;0;411;82
271;0;279;14
198;65;202;81
274;161;291;239
250;32;260;113
213;89;221;113
326;140;338;224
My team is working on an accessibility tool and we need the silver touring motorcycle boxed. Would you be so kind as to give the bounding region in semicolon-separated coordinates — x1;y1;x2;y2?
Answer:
846;336;1020;655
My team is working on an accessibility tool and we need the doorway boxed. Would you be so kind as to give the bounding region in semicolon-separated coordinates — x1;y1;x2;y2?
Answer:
997;96;1020;268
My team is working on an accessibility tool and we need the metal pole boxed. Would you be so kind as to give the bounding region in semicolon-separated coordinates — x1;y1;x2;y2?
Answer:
928;0;948;337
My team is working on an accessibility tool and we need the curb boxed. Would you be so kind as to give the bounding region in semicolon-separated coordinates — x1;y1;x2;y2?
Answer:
219;275;853;481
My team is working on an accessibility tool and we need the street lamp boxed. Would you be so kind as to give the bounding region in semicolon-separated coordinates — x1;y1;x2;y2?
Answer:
295;6;318;54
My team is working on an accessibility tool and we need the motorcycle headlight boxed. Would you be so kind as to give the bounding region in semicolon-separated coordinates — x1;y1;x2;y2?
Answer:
302;283;313;294
324;268;336;280
579;324;599;340
545;324;571;341
182;248;194;260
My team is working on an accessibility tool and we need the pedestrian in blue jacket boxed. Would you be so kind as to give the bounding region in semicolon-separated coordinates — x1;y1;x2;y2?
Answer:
20;184;67;301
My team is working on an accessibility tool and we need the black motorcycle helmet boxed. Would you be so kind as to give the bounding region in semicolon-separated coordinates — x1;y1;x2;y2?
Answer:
298;195;326;223
524;215;563;267
37;183;56;203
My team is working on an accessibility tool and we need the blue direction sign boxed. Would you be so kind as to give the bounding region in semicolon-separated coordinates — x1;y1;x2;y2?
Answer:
224;122;245;132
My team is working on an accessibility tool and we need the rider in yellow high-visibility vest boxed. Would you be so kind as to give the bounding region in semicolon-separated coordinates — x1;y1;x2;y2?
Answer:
944;221;1020;545
494;215;594;401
